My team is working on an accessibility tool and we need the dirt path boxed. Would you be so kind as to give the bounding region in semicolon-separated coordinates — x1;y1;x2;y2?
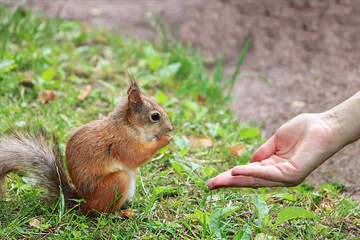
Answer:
21;0;360;189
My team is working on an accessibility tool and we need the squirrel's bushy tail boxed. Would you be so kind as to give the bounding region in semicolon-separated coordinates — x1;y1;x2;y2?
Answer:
0;128;78;206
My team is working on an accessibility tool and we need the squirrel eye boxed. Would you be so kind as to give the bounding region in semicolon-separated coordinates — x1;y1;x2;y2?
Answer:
151;112;160;121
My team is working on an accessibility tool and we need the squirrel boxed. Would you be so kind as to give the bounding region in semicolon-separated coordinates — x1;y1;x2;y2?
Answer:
0;74;174;216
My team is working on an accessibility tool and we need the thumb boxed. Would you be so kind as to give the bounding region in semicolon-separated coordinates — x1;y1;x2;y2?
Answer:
250;135;277;162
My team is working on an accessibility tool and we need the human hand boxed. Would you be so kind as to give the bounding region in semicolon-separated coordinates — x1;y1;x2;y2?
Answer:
208;113;342;189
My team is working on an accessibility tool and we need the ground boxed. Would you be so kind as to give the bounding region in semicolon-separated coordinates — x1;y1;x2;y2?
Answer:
16;0;360;190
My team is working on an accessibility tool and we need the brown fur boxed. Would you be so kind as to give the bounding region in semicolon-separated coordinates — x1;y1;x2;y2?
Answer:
0;128;78;207
0;78;173;215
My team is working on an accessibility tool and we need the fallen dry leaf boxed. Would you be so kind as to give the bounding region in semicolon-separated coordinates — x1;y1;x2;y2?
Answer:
228;144;246;156
90;8;103;17
317;193;334;210
38;90;56;104
290;101;306;107
187;136;213;148
171;83;180;89
95;35;106;43
29;219;41;230
77;85;92;101
197;94;206;103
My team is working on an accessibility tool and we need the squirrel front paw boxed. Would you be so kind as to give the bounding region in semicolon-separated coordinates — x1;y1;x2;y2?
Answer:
158;134;173;145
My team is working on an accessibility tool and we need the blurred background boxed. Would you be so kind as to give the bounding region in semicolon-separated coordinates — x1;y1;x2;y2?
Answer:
7;0;360;187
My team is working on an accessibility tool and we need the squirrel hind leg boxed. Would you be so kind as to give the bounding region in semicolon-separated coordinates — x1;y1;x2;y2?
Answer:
81;170;131;214
116;208;138;218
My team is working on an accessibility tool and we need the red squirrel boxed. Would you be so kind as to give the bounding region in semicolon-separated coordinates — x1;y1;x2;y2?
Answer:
0;75;173;216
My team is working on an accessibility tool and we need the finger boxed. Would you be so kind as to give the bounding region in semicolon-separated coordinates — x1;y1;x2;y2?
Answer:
250;135;277;163
231;163;296;182
208;175;288;189
211;169;232;178
252;155;290;166
207;170;232;190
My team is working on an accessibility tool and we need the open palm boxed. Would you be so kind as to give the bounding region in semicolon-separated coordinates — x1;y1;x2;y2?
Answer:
208;113;340;189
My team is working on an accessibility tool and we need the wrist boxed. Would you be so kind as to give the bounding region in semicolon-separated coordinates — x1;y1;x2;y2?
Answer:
323;94;360;147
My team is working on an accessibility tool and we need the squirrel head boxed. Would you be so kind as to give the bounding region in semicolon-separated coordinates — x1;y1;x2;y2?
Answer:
117;75;174;140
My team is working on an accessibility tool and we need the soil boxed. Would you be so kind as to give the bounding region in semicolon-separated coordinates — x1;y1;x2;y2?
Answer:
14;0;360;193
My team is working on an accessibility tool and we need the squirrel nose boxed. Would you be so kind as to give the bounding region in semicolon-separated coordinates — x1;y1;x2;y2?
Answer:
167;125;174;132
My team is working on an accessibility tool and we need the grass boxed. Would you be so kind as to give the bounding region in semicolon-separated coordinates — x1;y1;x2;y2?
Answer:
1;5;360;239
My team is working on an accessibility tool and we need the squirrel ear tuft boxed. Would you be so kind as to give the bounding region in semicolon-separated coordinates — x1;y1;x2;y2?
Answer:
126;71;141;95
126;71;143;112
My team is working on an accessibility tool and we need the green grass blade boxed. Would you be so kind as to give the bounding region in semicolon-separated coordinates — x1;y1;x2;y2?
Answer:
213;49;225;85
228;38;251;96
0;25;10;59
